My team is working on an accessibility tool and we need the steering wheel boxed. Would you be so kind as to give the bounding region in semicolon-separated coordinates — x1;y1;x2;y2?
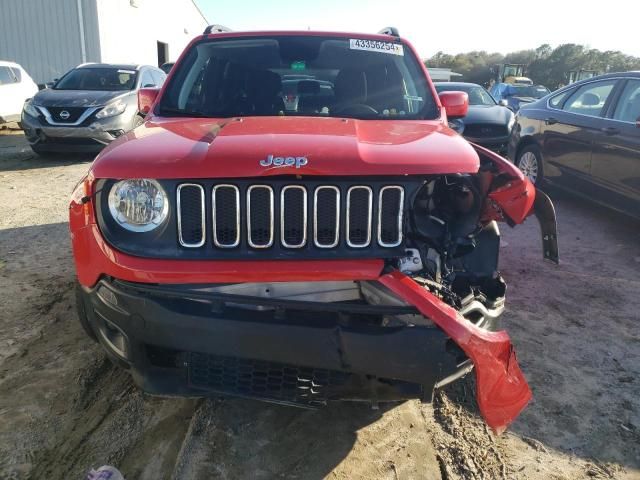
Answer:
334;104;379;116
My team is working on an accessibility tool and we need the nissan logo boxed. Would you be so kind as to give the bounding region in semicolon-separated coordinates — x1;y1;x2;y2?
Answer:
59;110;71;120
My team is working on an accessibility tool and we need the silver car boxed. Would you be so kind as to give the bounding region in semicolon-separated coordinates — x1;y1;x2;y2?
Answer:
21;63;165;154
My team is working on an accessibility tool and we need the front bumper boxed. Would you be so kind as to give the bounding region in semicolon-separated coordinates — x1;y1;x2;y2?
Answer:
78;278;470;406
21;111;132;151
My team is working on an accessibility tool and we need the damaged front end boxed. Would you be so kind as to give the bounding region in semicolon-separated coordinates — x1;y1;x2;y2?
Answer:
73;145;558;435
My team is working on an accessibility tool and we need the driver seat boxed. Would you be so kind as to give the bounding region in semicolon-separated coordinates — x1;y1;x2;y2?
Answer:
333;68;367;112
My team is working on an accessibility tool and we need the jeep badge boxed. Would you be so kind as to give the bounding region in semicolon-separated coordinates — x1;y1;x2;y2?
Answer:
260;154;308;169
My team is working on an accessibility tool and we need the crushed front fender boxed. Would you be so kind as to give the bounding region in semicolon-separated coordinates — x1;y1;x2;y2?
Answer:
380;270;532;434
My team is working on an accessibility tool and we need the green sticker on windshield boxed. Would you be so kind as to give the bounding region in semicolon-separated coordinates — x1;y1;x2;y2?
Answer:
291;61;306;71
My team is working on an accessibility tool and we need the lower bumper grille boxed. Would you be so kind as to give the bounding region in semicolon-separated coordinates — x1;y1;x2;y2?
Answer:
464;124;508;138
189;352;351;406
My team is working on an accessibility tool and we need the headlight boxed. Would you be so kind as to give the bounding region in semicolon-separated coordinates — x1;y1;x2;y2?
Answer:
507;114;516;132
23;100;40;118
108;179;168;232
96;100;127;119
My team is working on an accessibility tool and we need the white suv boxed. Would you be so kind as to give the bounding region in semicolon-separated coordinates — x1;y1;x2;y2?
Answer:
0;61;38;126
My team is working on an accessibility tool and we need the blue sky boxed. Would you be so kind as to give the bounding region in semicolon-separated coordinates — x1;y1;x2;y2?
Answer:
194;0;640;58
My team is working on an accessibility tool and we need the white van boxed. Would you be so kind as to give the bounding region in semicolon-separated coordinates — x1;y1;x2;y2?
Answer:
0;61;38;125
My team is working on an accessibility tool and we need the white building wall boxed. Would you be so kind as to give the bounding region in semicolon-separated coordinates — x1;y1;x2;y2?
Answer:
0;0;101;85
95;0;207;67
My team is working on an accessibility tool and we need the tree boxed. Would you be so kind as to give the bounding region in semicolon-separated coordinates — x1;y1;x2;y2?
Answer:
425;44;640;90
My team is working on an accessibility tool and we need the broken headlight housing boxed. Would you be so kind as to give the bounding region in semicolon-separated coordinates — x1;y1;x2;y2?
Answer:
107;179;168;232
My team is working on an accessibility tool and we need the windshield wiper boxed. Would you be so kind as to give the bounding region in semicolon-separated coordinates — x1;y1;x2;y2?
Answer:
158;106;210;118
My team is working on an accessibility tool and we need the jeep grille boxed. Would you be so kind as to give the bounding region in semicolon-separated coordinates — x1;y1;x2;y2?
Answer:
176;182;405;251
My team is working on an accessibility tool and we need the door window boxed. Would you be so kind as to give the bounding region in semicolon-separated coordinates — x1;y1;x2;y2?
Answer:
140;70;155;88
549;89;571;108
10;67;22;82
150;70;165;87
0;66;16;85
562;80;617;117
612;80;640;123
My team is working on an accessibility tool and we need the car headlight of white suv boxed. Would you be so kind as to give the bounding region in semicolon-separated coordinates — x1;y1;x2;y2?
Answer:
96;99;127;119
108;179;169;232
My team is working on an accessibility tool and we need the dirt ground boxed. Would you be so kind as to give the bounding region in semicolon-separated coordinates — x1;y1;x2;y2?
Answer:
0;127;638;480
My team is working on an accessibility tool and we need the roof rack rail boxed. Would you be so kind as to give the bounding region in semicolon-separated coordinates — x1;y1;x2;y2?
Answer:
378;27;400;37
203;24;232;34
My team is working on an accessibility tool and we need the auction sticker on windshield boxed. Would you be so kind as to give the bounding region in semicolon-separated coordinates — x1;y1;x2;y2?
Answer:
350;39;404;56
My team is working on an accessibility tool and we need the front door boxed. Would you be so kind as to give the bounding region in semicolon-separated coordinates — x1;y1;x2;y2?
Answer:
542;79;618;191
591;78;640;216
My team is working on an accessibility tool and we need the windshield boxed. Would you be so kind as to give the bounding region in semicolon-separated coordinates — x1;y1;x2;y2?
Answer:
435;84;496;106
54;68;138;91
159;35;437;120
505;85;550;99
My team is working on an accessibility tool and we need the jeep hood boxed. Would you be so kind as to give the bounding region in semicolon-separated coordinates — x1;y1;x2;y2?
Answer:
92;116;479;179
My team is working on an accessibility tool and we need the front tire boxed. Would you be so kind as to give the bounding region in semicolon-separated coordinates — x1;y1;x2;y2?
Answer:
516;144;544;185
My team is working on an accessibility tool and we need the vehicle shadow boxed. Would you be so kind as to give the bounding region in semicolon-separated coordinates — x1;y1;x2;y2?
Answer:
168;398;404;479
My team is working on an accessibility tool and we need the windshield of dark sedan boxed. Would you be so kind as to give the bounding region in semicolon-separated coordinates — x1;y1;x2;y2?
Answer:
158;35;438;120
435;84;495;106
505;85;550;99
54;68;137;91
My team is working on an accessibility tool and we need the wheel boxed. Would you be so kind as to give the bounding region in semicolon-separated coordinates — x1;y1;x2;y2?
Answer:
75;283;98;342
516;144;544;185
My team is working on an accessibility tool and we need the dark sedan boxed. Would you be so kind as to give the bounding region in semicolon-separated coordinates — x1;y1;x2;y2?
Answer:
435;82;515;154
509;72;640;218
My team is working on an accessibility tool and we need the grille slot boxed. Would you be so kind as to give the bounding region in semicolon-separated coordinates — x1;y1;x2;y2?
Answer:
212;185;240;248
346;186;373;248
314;186;340;248
189;352;351;406
378;186;404;247
177;184;205;248
281;186;307;248
247;185;274;248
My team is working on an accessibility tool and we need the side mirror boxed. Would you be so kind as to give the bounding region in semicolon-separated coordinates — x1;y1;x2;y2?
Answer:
438;91;468;119
498;99;509;107
138;87;160;115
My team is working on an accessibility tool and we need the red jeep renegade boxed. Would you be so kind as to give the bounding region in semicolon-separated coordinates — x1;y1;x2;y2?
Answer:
70;26;558;433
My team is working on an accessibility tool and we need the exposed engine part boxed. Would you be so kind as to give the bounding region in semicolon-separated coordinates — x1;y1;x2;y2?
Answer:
459;295;505;328
359;281;432;326
424;248;442;283
195;281;360;310
397;248;424;274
